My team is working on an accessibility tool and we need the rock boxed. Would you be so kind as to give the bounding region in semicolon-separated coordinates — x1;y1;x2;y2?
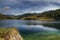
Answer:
0;28;23;40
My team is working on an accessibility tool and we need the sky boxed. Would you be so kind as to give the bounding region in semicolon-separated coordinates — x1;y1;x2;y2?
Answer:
0;0;60;15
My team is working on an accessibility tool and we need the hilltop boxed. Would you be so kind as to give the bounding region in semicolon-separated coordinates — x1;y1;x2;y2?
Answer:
0;9;60;21
20;9;60;21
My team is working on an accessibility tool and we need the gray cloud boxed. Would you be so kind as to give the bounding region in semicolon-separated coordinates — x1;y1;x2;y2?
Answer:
0;0;60;15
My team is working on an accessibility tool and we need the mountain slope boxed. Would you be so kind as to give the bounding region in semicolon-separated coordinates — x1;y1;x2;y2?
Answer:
20;9;60;20
0;9;60;21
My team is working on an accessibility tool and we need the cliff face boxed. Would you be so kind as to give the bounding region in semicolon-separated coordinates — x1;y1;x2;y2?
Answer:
0;28;23;40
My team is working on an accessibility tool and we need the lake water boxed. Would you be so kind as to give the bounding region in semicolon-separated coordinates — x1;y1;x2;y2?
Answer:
0;20;59;32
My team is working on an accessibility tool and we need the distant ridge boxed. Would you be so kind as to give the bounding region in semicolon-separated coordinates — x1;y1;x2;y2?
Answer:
0;9;60;21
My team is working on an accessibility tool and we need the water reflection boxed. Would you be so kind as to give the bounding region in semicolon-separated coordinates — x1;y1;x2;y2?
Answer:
0;20;59;31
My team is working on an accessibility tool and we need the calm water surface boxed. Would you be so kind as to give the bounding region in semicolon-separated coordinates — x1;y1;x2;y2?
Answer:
0;20;60;33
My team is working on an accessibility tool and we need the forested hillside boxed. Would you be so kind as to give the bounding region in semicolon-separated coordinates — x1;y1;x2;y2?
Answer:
0;9;60;21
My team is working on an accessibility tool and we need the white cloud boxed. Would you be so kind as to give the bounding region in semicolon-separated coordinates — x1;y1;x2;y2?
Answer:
22;4;60;13
26;0;60;4
43;4;60;10
28;0;60;2
0;6;10;13
1;0;60;4
2;4;60;15
0;0;60;15
7;0;21;4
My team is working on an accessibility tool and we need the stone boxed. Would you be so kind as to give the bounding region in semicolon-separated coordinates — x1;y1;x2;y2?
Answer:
0;28;23;40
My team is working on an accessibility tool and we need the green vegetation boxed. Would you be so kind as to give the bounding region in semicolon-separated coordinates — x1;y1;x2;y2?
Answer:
0;9;60;20
0;28;11;40
23;35;60;40
0;28;11;37
0;28;17;39
20;9;60;20
22;32;60;40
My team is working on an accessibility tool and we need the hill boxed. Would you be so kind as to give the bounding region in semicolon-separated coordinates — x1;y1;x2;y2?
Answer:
0;9;60;21
20;9;60;21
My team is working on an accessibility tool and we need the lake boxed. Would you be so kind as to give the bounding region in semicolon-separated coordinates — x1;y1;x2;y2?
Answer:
0;20;59;33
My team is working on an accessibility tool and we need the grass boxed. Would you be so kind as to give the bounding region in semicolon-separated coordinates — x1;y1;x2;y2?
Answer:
21;32;60;40
0;28;17;40
0;28;60;40
23;35;60;40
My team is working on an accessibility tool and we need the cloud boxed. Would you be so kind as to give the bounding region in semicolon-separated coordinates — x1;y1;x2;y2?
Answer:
3;4;60;15
0;0;60;15
27;0;60;3
0;6;10;13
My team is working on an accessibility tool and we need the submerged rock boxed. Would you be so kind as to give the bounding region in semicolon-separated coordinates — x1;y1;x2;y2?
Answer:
0;28;23;40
